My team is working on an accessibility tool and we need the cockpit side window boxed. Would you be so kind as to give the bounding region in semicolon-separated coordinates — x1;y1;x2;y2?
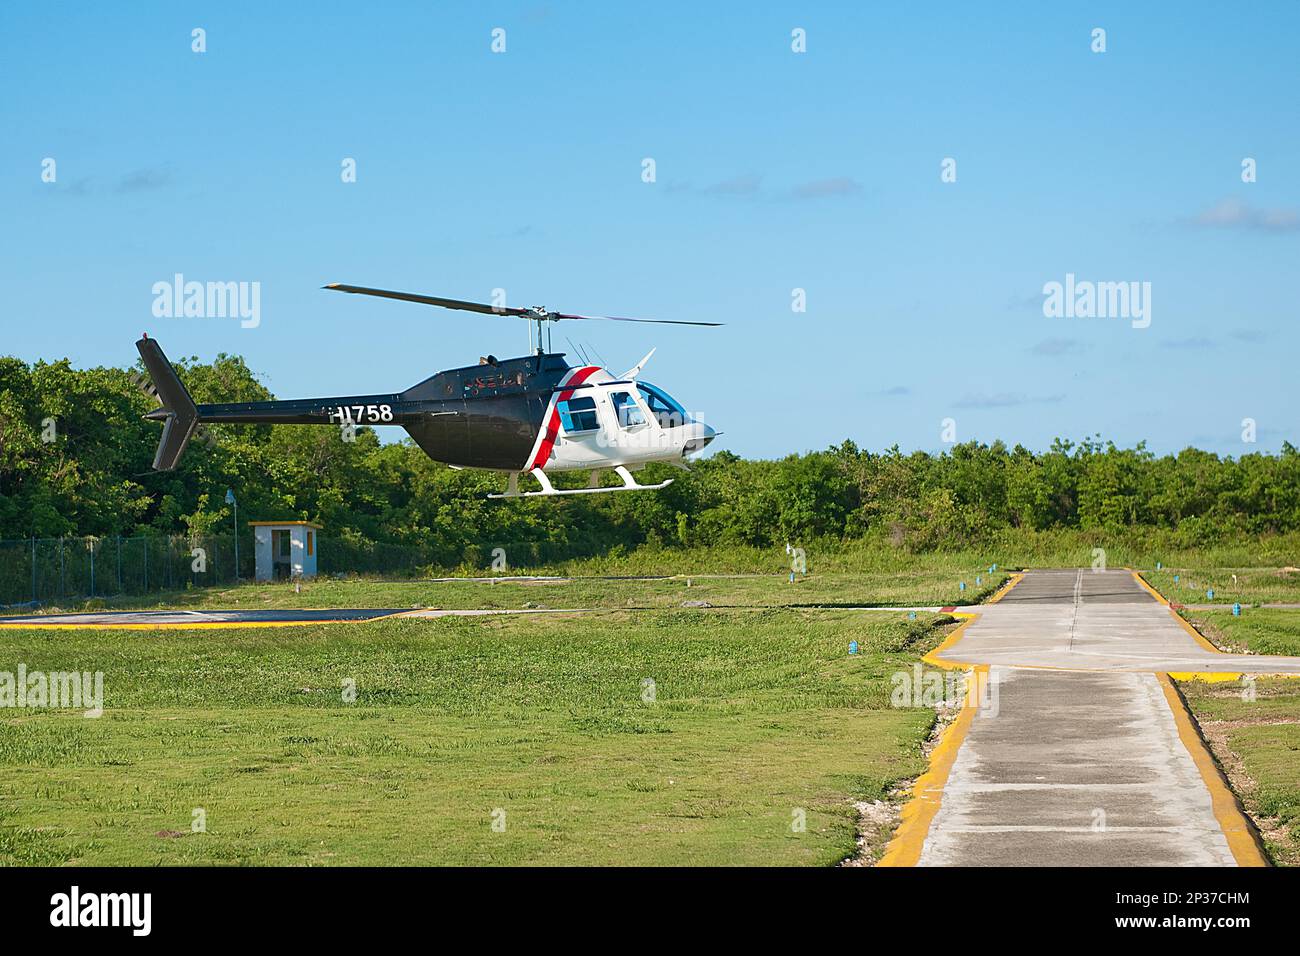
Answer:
637;383;690;427
611;391;646;429
558;395;599;433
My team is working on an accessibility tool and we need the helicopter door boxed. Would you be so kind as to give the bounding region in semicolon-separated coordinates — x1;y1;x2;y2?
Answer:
610;391;647;430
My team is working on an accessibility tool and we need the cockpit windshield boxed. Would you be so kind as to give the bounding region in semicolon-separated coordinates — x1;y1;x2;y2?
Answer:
637;382;691;428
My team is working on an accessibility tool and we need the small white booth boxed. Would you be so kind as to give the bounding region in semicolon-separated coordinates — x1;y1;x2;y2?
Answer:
250;520;321;582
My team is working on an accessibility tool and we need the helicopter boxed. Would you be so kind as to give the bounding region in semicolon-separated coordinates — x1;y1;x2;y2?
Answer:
137;284;721;498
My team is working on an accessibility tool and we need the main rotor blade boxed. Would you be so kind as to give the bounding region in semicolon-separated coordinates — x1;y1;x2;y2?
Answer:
325;283;723;326
323;284;529;316
552;311;723;327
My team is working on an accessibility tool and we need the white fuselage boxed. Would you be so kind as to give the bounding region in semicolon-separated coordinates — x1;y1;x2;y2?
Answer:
524;366;716;473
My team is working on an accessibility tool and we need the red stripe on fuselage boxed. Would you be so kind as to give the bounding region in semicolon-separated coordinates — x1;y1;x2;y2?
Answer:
529;366;599;470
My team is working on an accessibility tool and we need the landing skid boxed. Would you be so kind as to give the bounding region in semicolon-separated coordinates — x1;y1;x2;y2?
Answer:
488;466;673;499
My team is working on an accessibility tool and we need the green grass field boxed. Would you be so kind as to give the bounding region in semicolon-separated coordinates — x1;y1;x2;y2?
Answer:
1180;608;1300;656
0;604;959;866
1175;608;1300;866
44;568;1006;617
1177;673;1300;867
509;532;1300;578
1144;567;1300;607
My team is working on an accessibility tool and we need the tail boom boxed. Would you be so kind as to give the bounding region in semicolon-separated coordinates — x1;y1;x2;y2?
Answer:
136;336;441;470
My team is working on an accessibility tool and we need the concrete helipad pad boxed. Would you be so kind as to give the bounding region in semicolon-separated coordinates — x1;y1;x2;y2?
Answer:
0;608;413;629
0;606;603;629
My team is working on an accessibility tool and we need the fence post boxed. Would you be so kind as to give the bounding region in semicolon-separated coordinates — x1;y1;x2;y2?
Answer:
59;537;65;596
143;537;148;592
117;536;122;594
31;537;36;604
89;538;95;597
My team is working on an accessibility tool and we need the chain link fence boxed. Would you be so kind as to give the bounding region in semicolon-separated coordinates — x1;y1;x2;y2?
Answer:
0;535;613;606
0;535;250;607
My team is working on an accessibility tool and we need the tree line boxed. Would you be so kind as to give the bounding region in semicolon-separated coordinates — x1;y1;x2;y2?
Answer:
1;353;1296;558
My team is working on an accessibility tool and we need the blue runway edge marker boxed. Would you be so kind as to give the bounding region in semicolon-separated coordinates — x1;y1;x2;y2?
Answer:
1233;603;1242;617
848;640;858;655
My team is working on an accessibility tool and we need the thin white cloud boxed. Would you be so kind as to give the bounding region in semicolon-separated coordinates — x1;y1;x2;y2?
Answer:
1030;337;1088;357
1190;198;1299;232
664;174;862;201
791;177;862;200
703;174;762;197
117;167;172;193
1160;337;1215;350
955;392;1064;409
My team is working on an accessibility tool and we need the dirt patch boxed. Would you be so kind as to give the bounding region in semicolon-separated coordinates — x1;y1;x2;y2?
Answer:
1203;717;1300;730
841;799;900;866
1185;616;1246;654
842;664;970;867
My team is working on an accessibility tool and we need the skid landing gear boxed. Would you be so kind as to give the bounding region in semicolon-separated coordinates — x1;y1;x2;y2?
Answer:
488;465;673;498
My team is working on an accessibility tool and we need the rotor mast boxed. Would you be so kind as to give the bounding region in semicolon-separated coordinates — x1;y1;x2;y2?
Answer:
524;307;554;355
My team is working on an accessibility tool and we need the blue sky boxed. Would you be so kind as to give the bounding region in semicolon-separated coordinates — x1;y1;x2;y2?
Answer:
3;2;1297;459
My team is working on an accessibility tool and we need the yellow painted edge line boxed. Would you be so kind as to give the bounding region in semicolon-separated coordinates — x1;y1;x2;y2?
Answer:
0;621;330;630
1172;671;1300;683
1157;673;1269;867
0;611;413;630
1130;570;1224;655
1168;672;1243;683
922;612;979;669
878;664;987;867
985;571;1025;604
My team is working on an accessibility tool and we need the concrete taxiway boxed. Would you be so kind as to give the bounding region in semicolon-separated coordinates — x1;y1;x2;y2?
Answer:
882;569;1295;867
932;569;1300;675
